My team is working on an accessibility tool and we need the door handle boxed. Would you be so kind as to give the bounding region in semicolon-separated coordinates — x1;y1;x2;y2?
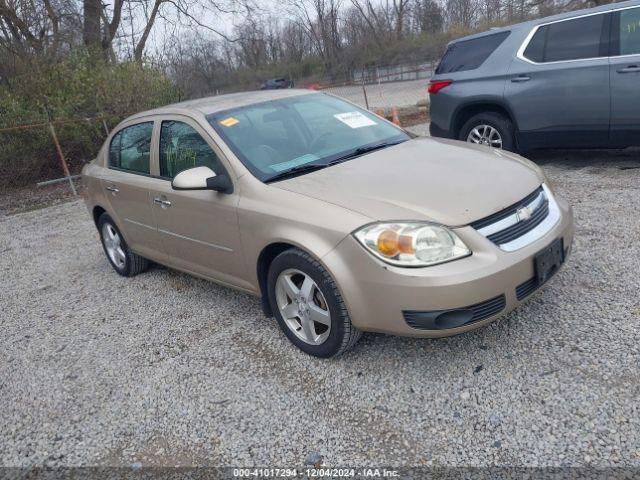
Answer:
153;197;171;208
511;75;531;83
105;185;119;193
617;65;640;73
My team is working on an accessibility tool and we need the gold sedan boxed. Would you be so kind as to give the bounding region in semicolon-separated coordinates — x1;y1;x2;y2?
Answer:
83;90;573;357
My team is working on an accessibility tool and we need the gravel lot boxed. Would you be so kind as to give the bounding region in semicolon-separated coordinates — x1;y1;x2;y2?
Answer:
1;144;640;469
324;78;429;110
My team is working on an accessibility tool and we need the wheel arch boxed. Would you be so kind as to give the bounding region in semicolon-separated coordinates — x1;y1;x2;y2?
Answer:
92;205;107;229
256;240;341;318
451;101;519;140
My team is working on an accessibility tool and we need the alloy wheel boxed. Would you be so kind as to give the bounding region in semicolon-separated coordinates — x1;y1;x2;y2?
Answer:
275;268;331;345
101;223;126;269
467;124;503;148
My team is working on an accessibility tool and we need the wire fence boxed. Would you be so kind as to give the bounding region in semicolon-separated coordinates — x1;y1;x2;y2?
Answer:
0;111;135;203
319;65;432;125
0;65;433;213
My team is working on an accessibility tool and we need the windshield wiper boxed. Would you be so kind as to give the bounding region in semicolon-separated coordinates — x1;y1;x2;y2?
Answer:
330;140;406;163
265;162;332;183
265;140;406;183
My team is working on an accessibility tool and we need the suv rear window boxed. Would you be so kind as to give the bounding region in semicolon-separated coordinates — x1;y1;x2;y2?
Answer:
436;31;510;74
523;13;608;63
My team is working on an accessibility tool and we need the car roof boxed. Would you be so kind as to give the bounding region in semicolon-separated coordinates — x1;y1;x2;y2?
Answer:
450;0;639;44
123;89;315;123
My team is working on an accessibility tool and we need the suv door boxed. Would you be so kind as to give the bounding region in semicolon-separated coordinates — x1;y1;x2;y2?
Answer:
505;12;612;149
150;117;251;290
101;121;166;261
609;6;640;146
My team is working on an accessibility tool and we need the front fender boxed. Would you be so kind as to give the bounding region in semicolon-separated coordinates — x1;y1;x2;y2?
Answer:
237;179;371;292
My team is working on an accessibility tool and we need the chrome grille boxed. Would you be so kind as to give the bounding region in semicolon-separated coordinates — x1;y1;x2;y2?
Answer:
486;198;549;244
471;184;559;251
471;186;543;231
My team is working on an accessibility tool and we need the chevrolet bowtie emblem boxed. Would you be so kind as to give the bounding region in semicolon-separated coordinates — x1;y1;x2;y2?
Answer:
516;205;533;222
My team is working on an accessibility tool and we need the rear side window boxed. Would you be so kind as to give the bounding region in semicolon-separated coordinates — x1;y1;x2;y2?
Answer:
109;122;153;174
615;7;640;56
159;121;222;179
523;14;608;62
436;31;510;74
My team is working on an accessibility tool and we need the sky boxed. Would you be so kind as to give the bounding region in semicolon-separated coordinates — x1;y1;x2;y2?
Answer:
110;0;278;58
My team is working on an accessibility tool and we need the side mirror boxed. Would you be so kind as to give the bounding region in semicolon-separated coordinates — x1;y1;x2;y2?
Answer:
171;166;233;194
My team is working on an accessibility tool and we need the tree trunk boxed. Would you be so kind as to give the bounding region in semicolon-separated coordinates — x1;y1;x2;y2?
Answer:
83;0;101;51
134;0;162;61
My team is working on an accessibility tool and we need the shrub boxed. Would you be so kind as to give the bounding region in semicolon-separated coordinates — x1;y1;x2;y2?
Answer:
0;54;180;188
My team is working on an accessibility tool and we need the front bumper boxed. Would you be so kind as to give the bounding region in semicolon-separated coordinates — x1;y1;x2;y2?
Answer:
321;196;574;337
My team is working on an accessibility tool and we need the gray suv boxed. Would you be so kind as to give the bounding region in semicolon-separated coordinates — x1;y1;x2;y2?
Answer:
429;0;640;153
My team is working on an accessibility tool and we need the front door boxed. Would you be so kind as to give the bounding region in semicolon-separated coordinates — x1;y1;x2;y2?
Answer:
101;121;165;262
609;6;640;146
149;117;251;290
505;11;611;149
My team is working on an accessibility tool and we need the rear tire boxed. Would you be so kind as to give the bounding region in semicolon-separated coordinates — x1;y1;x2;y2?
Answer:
98;213;149;277
459;112;517;153
267;248;361;358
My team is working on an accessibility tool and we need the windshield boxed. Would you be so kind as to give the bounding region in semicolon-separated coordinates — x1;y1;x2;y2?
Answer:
207;93;410;182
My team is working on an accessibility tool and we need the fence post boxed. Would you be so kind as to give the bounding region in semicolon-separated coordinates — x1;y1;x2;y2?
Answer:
101;116;110;136
361;77;370;110
47;121;77;196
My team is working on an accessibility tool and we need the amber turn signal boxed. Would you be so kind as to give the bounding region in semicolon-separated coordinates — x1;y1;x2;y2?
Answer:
376;230;400;257
376;230;415;257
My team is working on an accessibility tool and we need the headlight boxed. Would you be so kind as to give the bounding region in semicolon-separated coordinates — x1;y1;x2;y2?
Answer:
353;222;471;267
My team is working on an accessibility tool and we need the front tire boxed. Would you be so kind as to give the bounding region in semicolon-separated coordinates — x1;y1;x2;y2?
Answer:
98;213;149;277
459;112;517;152
267;248;361;358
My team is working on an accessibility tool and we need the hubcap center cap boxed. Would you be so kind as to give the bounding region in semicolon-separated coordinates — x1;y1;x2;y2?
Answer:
297;298;308;315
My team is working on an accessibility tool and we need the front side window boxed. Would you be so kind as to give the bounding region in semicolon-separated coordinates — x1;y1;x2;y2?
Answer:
207;94;409;182
436;32;510;74
617;7;640;55
109;122;153;174
159;121;222;178
523;14;607;63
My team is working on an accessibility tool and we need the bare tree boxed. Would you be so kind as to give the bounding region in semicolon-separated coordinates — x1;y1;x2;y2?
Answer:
412;0;444;34
288;0;343;75
446;0;478;28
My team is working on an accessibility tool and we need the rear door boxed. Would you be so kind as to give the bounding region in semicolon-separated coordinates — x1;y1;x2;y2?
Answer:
101;121;166;261
149;116;250;290
505;12;612;149
609;6;640;146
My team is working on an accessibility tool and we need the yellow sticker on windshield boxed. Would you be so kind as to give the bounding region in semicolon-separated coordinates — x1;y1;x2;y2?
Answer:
220;117;239;127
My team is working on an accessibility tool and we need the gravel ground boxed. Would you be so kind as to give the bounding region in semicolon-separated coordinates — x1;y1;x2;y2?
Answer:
1;144;640;469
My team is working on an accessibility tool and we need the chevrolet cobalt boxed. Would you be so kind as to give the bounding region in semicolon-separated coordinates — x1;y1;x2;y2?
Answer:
83;90;574;357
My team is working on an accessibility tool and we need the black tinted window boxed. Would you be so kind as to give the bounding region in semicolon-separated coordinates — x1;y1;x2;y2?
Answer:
436;31;510;74
159;121;222;178
109;122;153;174
524;14;607;62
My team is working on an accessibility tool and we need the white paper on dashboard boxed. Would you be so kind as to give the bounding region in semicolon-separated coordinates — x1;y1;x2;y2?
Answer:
334;112;377;129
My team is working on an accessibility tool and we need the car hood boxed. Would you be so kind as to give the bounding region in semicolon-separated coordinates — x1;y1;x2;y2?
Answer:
273;137;544;226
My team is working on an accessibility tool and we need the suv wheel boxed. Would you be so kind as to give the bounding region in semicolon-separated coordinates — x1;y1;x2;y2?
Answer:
267;248;361;358
98;213;149;277
459;112;516;152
